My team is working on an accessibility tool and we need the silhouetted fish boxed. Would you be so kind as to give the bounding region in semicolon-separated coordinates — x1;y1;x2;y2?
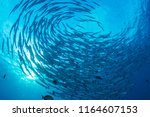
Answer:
145;79;149;83
52;79;58;85
2;39;5;52
3;74;6;79
8;0;138;100
6;37;10;54
52;91;55;95
95;75;102;80
42;95;54;100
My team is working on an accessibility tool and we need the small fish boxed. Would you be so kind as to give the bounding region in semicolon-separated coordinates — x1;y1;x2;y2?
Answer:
52;91;55;95
145;79;149;82
3;74;6;79
42;95;54;100
95;75;102;79
7;37;10;54
84;15;95;19
52;79;58;85
2;39;5;53
36;80;48;89
92;1;101;6
76;25;85;29
9;0;24;16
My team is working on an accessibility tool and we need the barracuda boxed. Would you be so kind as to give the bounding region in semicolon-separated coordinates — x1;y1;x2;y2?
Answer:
1;0;148;100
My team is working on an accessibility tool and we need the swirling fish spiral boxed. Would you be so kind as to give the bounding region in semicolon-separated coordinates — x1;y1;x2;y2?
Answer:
7;0;150;99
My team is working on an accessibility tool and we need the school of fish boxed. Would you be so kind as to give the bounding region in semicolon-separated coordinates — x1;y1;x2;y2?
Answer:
1;0;150;99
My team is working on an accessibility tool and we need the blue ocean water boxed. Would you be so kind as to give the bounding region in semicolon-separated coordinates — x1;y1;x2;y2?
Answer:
0;0;150;100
